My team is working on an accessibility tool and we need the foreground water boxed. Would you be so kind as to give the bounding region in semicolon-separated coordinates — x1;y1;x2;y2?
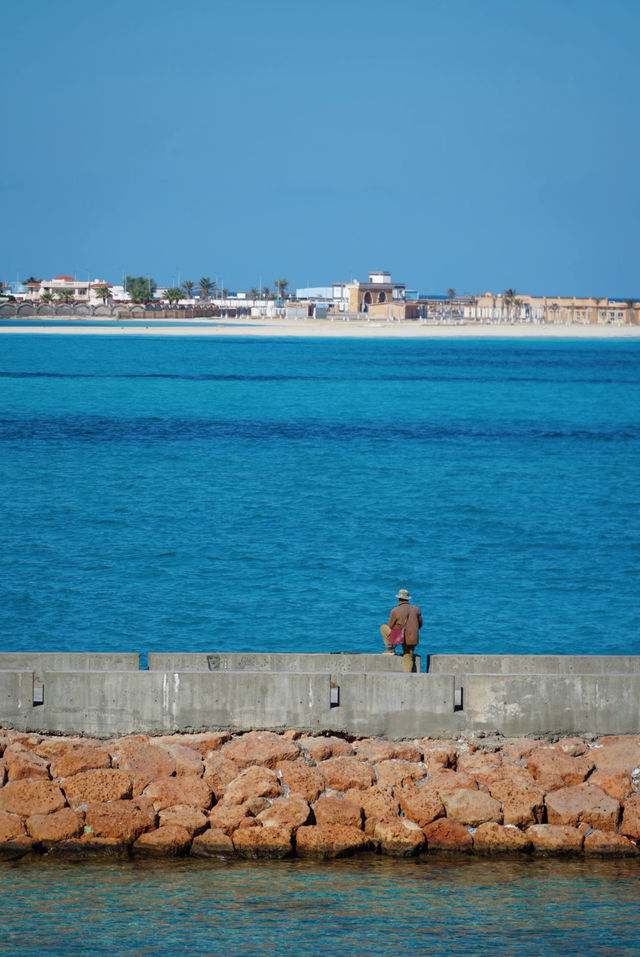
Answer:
1;335;639;951
1;334;639;656
1;857;638;956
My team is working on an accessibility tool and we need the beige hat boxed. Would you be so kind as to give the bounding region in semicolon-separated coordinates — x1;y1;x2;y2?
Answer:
396;588;411;600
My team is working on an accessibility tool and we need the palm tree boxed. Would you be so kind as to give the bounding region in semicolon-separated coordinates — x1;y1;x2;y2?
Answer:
262;285;271;300
94;285;112;305
514;297;524;322
182;280;195;299
625;298;636;325
592;297;601;325
40;292;54;305
503;288;516;322
445;288;456;321
274;278;289;302
249;287;259;300
165;287;183;304
199;277;214;300
57;289;74;303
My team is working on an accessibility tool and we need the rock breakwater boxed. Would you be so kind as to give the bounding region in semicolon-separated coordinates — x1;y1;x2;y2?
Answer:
1;728;639;861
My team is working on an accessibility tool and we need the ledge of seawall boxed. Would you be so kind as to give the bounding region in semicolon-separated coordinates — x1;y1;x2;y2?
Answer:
3;654;640;738
0;728;638;861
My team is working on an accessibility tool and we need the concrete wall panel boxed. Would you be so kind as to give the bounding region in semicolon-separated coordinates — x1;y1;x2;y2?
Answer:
429;655;640;688
0;653;139;682
34;671;332;737
464;673;640;736
148;652;421;674
328;674;456;738
0;671;34;728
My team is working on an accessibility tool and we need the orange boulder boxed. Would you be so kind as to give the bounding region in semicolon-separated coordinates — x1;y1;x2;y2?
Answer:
257;796;312;831
527;750;594;792
318;757;375;792
592;736;640;774
133;825;192;856
85;798;156;843
4;746;50;782
545;784;620;833
0;779;67;817
191;828;234;857
143;775;212;811
473;823;533;854
62;769;132;807
158;805;208;836
299;735;354;762
439;788;502;827
373;819;425;857
295;823;371;859
588;769;633;803
375;760;426;789
232;824;293;859
203;753;240;800
0;810;26;842
354;739;422;764
221;731;300;769
313;796;362;829
487;779;545;828
620;794;640;841
276;760;325;804
112;741;176;795
26;807;83;844
221;766;282;806
526;824;584;855
422;819;473;852
396;785;444;828
50;747;111;779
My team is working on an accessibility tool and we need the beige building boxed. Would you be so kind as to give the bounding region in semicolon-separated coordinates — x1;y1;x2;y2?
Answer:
464;293;638;325
340;271;406;313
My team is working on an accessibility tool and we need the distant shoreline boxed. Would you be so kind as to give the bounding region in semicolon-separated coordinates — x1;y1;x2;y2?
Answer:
1;318;639;339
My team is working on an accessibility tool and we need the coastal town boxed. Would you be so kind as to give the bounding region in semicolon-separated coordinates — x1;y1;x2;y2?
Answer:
1;270;638;326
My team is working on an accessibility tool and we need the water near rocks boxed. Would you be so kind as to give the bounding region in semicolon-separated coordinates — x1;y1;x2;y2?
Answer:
1;334;639;952
2;857;639;956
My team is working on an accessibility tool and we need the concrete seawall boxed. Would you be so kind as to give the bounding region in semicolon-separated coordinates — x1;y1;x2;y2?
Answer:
1;654;639;738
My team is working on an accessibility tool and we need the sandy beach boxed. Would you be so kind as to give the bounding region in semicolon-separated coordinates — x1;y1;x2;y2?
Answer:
1;318;640;339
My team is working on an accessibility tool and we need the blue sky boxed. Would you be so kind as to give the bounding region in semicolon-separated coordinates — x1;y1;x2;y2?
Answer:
2;0;638;296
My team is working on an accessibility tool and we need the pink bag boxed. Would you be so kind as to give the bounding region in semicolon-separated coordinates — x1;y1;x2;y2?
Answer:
388;611;410;646
388;627;405;646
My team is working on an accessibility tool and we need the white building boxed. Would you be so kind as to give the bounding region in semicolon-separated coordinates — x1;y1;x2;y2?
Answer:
25;276;115;304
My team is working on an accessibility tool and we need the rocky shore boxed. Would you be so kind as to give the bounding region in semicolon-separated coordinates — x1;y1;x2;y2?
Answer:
1;728;638;861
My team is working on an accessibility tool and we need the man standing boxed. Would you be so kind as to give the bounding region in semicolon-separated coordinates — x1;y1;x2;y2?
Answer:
381;588;422;672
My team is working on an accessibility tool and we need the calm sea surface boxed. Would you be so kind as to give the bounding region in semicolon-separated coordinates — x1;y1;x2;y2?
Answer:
1;334;638;656
1;857;639;957
1;334;639;952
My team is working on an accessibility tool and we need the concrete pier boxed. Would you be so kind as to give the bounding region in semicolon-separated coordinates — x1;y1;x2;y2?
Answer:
1;653;639;738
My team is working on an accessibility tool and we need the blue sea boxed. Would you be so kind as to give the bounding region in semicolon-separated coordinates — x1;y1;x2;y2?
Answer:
1;857;639;956
1;333;639;954
1;334;638;656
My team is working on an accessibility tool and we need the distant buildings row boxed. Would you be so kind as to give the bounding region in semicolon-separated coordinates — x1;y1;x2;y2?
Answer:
2;271;638;324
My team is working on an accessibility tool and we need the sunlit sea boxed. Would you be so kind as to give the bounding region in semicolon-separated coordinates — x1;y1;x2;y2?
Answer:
1;334;638;655
1;333;639;952
2;857;639;957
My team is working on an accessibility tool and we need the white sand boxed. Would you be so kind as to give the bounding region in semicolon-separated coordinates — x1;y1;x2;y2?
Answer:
1;319;639;339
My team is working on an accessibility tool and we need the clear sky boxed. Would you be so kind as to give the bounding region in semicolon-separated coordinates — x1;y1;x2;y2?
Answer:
2;0;638;296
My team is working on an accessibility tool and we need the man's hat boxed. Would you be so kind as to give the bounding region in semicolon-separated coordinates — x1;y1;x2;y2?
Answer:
396;588;411;600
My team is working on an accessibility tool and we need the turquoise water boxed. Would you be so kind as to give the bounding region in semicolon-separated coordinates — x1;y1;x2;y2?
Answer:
1;857;639;956
1;334;639;952
1;335;639;655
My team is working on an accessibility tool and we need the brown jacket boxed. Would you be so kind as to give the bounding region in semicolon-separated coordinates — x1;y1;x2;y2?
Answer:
388;601;422;647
